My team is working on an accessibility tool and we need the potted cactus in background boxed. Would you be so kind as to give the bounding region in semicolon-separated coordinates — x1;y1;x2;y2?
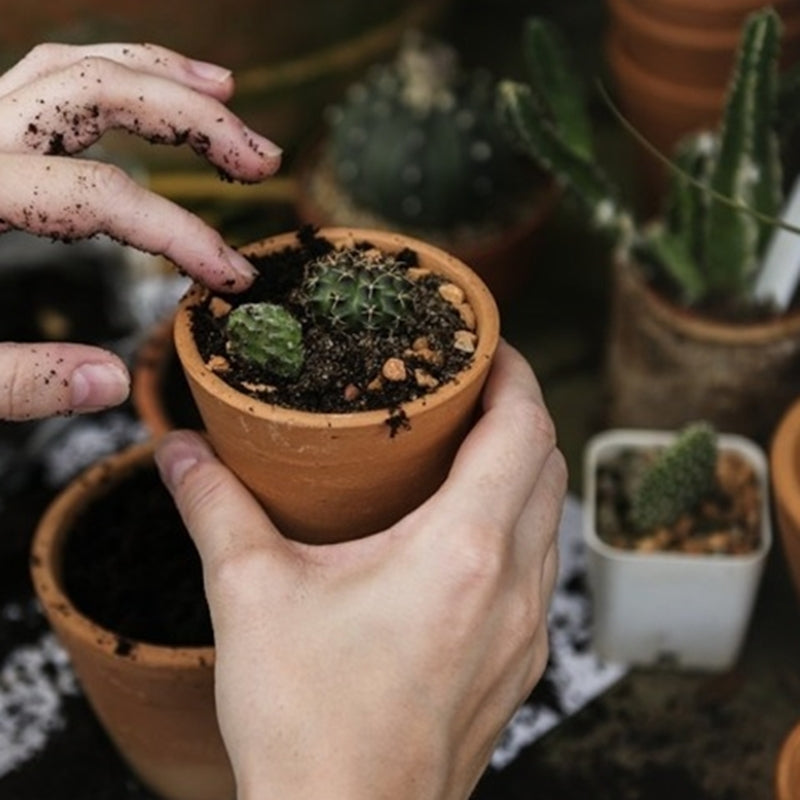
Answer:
173;226;499;545
294;31;558;300
497;9;800;444
583;421;771;670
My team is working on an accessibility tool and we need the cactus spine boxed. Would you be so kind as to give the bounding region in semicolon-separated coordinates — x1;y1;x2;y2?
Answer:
302;247;413;332
629;423;718;532
497;9;785;308
225;302;305;378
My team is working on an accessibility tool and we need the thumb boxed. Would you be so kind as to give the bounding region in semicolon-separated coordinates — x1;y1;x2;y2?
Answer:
154;430;288;578
0;343;129;420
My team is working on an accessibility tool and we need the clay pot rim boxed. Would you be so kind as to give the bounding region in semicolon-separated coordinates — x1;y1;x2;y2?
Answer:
770;397;800;535
776;718;800;800
617;253;800;345
30;438;216;667
131;315;176;439
607;30;725;105
174;227;500;430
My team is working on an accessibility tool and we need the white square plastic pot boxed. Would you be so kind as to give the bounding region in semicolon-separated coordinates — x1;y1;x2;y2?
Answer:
582;429;772;671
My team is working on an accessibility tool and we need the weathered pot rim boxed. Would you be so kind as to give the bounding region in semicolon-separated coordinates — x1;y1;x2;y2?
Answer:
30;438;215;667
776;718;800;800
615;252;800;345
174;227;500;430
770;397;800;532
583;427;772;564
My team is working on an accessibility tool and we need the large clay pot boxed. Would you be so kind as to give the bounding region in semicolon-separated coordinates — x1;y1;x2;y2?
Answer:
770;396;800;607
30;440;231;800
174;227;500;545
604;256;800;445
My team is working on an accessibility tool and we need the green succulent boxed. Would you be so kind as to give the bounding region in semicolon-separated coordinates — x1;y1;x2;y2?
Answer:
302;247;413;332
497;9;790;309
225;302;305;378
629;423;718;532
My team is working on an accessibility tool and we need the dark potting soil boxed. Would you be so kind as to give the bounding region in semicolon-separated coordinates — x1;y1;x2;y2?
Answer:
62;466;212;648
192;227;475;414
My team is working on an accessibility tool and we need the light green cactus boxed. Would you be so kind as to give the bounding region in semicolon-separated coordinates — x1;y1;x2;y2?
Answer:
301;246;413;332
225;302;305;378
497;9;788;308
629;423;718;532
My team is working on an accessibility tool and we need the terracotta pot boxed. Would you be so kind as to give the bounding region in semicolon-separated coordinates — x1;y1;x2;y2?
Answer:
776;719;800;800
604;256;800;445
293;146;560;302
770;396;800;607
174;227;500;545
132;314;202;437
30;440;232;800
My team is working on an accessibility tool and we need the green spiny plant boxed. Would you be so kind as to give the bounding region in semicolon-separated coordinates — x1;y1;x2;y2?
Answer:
225;302;305;378
497;9;788;309
629;422;718;532
323;31;529;230
301;246;413;332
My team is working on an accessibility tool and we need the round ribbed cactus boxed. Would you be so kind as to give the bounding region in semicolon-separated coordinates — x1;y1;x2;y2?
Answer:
302;247;412;332
629;422;718;532
324;31;526;230
225;302;305;378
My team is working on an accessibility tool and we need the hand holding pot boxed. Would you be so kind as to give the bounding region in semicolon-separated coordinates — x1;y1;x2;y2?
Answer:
155;340;566;800
0;42;282;420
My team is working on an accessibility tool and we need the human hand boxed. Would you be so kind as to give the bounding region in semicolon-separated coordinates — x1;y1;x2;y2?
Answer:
0;42;282;420
155;340;566;800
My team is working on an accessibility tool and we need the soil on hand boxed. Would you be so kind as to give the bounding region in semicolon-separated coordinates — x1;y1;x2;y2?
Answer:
190;227;476;414
595;448;762;555
63;467;211;648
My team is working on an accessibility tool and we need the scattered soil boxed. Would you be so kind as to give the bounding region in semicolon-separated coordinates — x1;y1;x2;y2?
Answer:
190;226;476;413
594;447;762;554
62;467;211;648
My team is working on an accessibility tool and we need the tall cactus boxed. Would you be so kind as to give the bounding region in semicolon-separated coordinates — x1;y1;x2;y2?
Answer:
497;9;787;309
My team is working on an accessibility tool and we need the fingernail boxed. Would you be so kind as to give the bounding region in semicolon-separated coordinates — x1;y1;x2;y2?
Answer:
189;59;232;84
225;248;259;282
155;432;214;491
243;126;283;159
70;363;130;410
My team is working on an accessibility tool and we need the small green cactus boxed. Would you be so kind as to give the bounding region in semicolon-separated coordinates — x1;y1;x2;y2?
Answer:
301;247;413;332
629;423;718;532
323;31;528;230
497;9;788;309
225;302;305;378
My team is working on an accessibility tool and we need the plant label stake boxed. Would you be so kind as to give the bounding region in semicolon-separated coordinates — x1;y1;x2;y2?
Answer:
754;175;800;311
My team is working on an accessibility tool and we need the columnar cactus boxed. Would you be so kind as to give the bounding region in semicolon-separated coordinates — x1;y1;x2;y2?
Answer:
301;247;413;332
629;423;718;532
225;302;305;378
324;32;528;230
497;9;786;308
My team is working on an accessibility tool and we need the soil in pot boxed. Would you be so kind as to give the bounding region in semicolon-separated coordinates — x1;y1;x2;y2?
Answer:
61;466;211;649
189;226;476;418
594;443;762;555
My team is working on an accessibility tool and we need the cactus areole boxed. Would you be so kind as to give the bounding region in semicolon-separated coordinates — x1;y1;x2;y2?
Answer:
189;228;481;415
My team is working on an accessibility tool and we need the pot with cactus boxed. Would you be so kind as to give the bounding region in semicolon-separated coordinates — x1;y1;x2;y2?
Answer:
499;10;800;444
583;421;771;670
293;31;559;301
173;225;499;545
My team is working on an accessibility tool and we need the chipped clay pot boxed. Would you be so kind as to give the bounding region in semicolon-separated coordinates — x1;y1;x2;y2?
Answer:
30;440;232;800
174;227;500;545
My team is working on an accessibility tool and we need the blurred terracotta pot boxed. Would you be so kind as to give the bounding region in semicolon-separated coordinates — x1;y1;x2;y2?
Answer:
770;397;800;607
605;256;800;445
174;227;500;545
776;719;800;800
30;440;232;800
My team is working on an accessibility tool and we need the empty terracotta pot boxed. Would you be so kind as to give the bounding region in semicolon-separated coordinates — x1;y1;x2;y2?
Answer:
30;440;232;800
174;227;500;545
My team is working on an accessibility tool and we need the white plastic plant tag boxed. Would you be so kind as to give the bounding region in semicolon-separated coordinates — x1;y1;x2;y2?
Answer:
753;174;800;310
